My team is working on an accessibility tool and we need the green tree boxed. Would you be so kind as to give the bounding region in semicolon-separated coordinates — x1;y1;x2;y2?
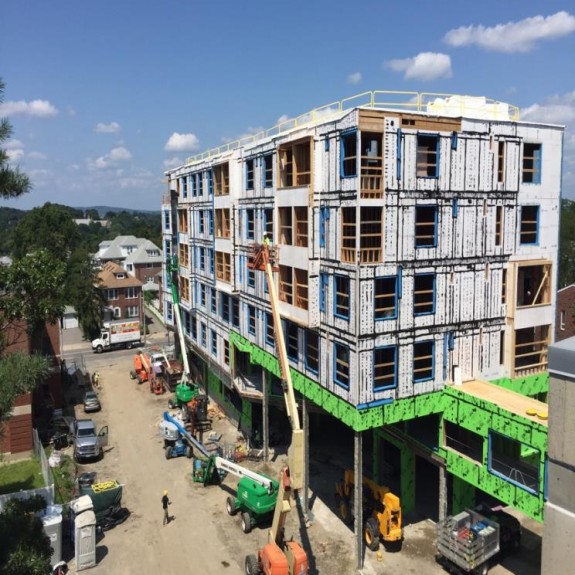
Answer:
0;352;50;421
66;247;105;339
0;79;31;199
0;495;52;575
10;203;81;259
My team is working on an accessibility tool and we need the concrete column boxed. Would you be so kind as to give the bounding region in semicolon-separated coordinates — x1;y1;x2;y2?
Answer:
302;397;310;521
354;431;363;571
438;464;447;522
262;368;269;462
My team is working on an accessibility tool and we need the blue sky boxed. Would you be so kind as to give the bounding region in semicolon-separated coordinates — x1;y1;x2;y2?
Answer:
1;0;574;212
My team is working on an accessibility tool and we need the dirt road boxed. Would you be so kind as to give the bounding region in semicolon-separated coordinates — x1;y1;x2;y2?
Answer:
62;324;540;575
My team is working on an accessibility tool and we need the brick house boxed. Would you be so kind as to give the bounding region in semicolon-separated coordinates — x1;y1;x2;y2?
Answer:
99;261;144;325
555;284;575;342
95;235;163;286
0;319;63;459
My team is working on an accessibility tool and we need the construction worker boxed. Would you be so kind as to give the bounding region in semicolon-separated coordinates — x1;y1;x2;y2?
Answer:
92;371;100;390
162;490;171;525
262;233;270;247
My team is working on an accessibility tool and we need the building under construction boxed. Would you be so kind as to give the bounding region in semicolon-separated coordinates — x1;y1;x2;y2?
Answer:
162;91;562;542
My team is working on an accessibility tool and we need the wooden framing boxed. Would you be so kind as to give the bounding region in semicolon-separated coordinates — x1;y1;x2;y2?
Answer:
360;206;382;263
513;325;550;377
279;207;293;245
278;138;312;188
215;208;231;238
374;277;396;319
294;268;308;310
306;331;319;372
215;251;231;283
516;261;552;307
279;265;293;304
294;207;308;248
178;209;188;233
341;207;356;264
374;346;396;389
213;162;230;195
179;276;190;301
178;243;189;267
495;206;503;246
360;132;383;198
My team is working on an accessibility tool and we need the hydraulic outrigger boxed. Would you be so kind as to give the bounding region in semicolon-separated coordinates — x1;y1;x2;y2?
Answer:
244;242;309;575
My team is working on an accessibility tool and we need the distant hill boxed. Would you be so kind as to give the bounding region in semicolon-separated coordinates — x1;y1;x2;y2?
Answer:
82;206;160;217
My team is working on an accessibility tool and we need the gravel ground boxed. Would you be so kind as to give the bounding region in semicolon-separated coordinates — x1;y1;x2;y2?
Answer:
58;318;542;575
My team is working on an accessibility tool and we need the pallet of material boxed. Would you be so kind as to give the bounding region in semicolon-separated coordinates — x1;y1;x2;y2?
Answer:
437;509;500;572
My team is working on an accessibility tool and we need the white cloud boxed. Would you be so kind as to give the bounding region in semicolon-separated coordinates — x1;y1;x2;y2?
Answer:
0;99;58;117
164;132;200;152
221;126;265;145
385;52;452;81
347;72;362;85
89;146;132;170
28;151;48;160
95;122;121;134
6;148;24;161
444;11;575;53
5;139;24;150
164;157;183;169
277;114;289;124
521;91;575;125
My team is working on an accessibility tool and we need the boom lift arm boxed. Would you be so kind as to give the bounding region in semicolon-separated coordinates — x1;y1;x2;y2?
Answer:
166;255;191;385
245;242;308;575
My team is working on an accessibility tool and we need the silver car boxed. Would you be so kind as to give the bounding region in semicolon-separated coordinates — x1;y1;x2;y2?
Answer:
83;391;101;413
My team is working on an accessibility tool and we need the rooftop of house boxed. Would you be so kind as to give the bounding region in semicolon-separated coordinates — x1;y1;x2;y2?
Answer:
95;235;162;264
99;261;143;289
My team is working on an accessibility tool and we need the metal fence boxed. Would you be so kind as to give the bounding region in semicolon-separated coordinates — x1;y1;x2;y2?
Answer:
0;429;55;511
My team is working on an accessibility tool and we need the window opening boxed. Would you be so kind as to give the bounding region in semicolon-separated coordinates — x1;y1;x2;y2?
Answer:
374;346;397;390
279;265;293;305
415;206;437;248
215;251;231;283
214;162;230;195
360;132;383;198
520;205;539;245
294;207;308;248
522;143;542;184
374;277;397;320
248;305;256;335
264;154;273;188
215;209;230;238
517;264;551;307
495;206;503;246
414;340;434;382
417;134;439;178
413;273;435;315
514;325;549;376
341;207;356;264
334;343;350;389
497;141;506;183
279;207;293;245
305;330;319;373
294;268;308;310
334;275;350;319
341;131;357;177
246;159;255;191
360;207;382;263
279;139;311;187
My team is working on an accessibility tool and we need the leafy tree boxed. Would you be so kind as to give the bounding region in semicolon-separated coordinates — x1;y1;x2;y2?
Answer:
0;495;52;575
10;203;81;259
559;199;575;288
66;248;105;339
0;79;31;199
0;352;50;421
0;249;67;343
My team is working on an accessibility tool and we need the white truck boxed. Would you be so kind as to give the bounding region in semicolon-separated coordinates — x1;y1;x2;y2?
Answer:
91;319;141;353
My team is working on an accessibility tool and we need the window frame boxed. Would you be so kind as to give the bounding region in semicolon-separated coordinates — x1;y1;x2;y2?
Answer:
522;142;542;185
334;274;350;319
413;340;435;383
340;130;358;178
305;330;319;374
374;276;398;320
519;205;540;245
373;345;398;391
413;273;436;316
333;342;350;390
416;133;440;178
415;205;438;248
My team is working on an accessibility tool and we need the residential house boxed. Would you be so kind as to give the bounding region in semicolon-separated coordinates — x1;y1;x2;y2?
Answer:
95;235;163;287
555;284;575;342
98;261;144;325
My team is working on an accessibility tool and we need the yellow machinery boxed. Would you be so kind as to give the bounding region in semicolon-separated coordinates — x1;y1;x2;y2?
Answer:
335;469;402;551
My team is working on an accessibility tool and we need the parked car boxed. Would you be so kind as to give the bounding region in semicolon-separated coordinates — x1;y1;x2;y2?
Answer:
83;390;101;413
73;419;109;462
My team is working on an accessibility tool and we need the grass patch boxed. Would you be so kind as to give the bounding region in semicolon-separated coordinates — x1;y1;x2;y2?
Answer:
0;457;45;494
52;454;77;504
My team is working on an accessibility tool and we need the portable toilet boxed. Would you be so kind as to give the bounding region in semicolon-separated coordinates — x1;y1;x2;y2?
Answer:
69;495;94;543
41;504;63;567
74;509;96;571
